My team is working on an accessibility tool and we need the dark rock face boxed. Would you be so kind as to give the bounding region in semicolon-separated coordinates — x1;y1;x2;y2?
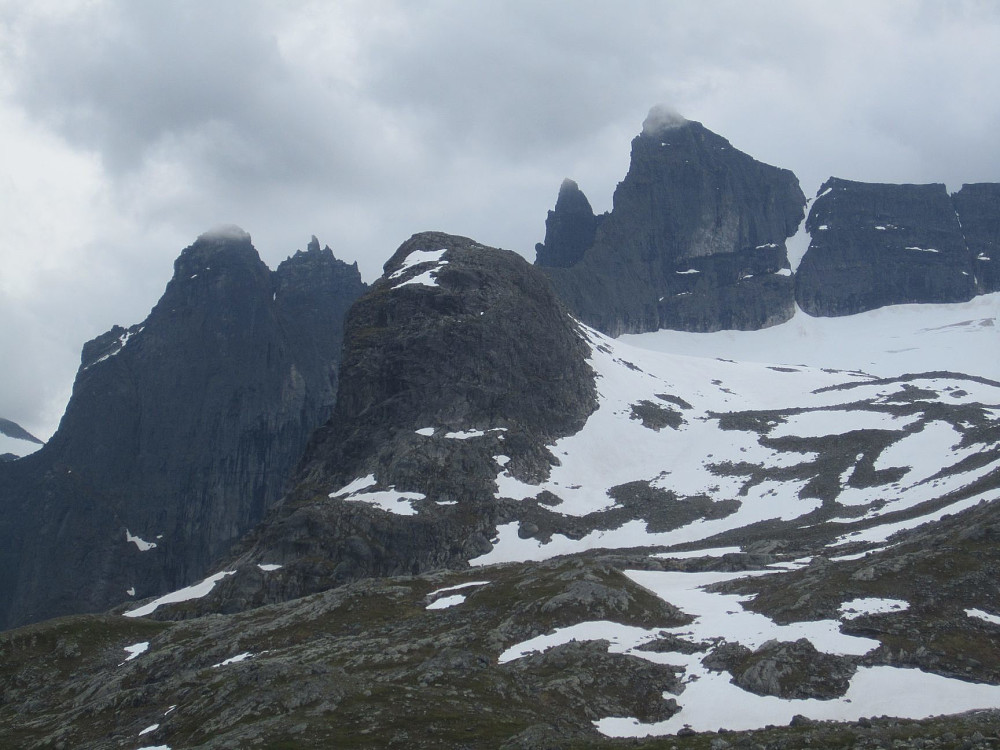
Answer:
534;178;605;268
795;178;979;316
704;638;856;700
953;182;1000;294
537;115;806;334
222;231;598;606
0;229;365;629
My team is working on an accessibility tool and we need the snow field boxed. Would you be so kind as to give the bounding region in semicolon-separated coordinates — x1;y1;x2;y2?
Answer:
329;474;425;516
124;570;236;618
499;567;1000;737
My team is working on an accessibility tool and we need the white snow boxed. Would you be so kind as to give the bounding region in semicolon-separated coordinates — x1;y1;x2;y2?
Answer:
426;594;466;610
137;746;171;750
83;327;143;369
388;248;448;289
329;474;424;515
443;429;486;440
785;216;811;270
126;587;136;596
839;597;909;619
768;409;918;439
124;570;236;618
818;224;829;230
126;529;158;551
415;427;435;436
675;269;700;275
257;563;282;572
119;641;149;665
139;724;159;736
621;292;1000;381
625;569;878;655
498;566;1000;738
331;474;378;496
829;487;1000;547
428;581;490;597
595;666;1000;737
906;246;939;253
966;608;1000;626
212;652;254;668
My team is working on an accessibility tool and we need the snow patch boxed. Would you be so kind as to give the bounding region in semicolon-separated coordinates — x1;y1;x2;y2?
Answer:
966;608;1000;625
839;597;909;619
443;429;486;440
126;529;158;551
119;641;149;665
212;652;254;668
427;595;466;610
388;248;448;289
125;570;236;618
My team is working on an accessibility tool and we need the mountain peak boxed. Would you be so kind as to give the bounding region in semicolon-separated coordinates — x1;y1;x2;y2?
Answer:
641;104;688;135
197;224;250;243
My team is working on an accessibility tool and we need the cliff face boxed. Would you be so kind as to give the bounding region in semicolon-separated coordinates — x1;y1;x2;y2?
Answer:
537;115;806;334
0;229;366;629
794;179;977;316
953;182;1000;295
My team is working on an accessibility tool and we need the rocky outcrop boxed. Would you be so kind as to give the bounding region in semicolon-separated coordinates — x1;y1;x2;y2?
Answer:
953;182;1000;294
795;178;978;316
0;228;366;629
537;111;806;334
216;231;598;607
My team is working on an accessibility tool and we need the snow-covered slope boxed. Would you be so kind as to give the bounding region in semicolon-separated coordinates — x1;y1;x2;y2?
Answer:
464;296;1000;736
622;292;999;380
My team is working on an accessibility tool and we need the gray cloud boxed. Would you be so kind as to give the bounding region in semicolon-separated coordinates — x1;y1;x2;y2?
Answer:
1;0;999;438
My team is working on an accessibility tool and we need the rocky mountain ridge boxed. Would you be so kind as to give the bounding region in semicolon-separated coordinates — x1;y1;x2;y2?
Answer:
536;114;999;333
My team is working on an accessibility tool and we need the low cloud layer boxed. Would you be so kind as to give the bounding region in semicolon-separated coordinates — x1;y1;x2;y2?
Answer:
2;0;1000;437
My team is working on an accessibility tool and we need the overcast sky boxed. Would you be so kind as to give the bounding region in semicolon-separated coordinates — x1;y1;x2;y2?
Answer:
2;0;999;439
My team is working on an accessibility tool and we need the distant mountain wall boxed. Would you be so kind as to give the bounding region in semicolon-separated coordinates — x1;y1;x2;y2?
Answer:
795;178;999;316
0;230;366;629
535;114;999;331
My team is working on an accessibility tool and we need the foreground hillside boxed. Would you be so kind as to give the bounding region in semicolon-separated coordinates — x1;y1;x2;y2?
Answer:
2;237;998;749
